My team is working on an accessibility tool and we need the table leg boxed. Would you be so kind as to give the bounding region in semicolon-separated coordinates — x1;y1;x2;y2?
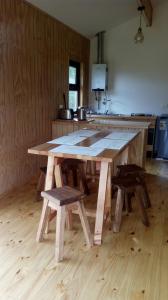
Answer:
91;161;96;182
54;159;64;187
45;158;63;231
94;161;109;245
36;156;55;241
140;129;147;167
104;163;112;223
54;158;73;230
121;146;129;164
126;135;140;165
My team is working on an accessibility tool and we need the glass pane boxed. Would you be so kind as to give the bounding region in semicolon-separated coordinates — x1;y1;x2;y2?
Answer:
69;66;76;84
69;91;78;111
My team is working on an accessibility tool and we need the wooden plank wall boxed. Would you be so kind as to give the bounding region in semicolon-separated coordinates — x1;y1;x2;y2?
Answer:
0;0;90;195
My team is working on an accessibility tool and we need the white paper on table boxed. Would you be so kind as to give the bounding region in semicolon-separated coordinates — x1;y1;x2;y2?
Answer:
105;131;137;141
47;135;86;145
90;138;128;150
68;129;99;137
49;145;103;156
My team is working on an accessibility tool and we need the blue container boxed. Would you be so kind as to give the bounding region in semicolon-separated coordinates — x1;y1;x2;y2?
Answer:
154;115;168;159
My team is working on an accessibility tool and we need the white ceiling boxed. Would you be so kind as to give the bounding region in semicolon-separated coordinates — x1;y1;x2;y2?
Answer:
27;0;166;38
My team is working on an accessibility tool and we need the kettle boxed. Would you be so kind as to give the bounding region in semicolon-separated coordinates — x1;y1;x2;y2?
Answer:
58;93;74;120
58;108;74;120
77;107;86;121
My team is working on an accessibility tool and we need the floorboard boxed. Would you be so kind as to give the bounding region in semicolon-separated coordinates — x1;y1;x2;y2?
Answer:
0;160;168;300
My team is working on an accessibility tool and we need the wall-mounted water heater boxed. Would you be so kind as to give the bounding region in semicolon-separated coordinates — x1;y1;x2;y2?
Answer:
91;63;107;91
91;31;107;92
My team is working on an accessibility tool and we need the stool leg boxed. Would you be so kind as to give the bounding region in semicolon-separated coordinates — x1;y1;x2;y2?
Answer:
36;172;46;200
65;209;73;230
36;199;49;242
86;160;91;175
37;171;46;193
136;187;150;227
72;168;78;187
125;192;132;213
78;163;90;195
142;181;151;208
112;187;117;198
113;189;124;233
62;172;68;185
83;161;88;174
91;161;96;182
76;201;93;247
55;206;66;262
137;175;151;208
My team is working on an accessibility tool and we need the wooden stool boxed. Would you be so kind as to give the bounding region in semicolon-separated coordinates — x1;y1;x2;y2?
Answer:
61;159;89;195
116;164;151;209
36;186;93;262
36;159;89;200
112;176;150;233
36;167;47;200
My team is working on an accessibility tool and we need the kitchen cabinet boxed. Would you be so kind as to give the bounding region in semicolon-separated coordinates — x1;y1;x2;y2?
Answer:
52;120;91;139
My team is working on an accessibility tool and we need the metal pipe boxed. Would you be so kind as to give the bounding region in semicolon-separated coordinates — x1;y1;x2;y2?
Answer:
96;31;105;64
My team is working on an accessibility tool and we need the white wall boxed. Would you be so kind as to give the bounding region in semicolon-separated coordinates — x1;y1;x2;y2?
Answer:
89;2;168;116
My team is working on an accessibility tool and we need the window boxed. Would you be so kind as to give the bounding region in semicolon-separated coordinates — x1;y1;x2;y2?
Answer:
68;60;80;111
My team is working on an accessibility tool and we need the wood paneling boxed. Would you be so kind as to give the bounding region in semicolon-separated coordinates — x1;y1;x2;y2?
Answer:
0;0;90;195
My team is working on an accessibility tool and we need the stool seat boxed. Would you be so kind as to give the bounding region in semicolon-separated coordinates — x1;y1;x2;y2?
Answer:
112;176;141;190
41;186;83;206
117;164;145;174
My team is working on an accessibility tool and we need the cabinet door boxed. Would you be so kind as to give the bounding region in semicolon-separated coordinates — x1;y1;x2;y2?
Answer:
78;123;91;130
73;123;91;132
73;123;79;132
52;122;74;139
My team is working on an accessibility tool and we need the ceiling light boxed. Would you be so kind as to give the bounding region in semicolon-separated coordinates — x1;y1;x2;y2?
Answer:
134;6;145;44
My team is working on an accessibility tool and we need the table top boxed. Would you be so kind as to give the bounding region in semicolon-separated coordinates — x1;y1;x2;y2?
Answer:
28;129;140;163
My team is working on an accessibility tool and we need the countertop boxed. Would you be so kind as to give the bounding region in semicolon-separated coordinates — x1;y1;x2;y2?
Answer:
53;118;151;129
91;119;151;129
86;113;157;120
52;119;93;124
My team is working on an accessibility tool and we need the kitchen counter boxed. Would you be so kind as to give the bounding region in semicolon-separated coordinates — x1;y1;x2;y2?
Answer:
53;118;151;129
91;119;151;129
87;113;156;119
52;119;92;125
87;114;156;128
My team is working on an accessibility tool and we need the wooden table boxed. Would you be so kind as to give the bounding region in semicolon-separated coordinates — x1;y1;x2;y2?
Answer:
28;129;140;245
52;119;151;167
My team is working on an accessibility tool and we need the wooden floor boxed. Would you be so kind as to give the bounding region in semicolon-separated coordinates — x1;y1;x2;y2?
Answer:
0;160;168;300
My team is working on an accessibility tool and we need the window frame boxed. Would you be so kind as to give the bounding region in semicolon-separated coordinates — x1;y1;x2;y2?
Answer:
69;60;80;110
